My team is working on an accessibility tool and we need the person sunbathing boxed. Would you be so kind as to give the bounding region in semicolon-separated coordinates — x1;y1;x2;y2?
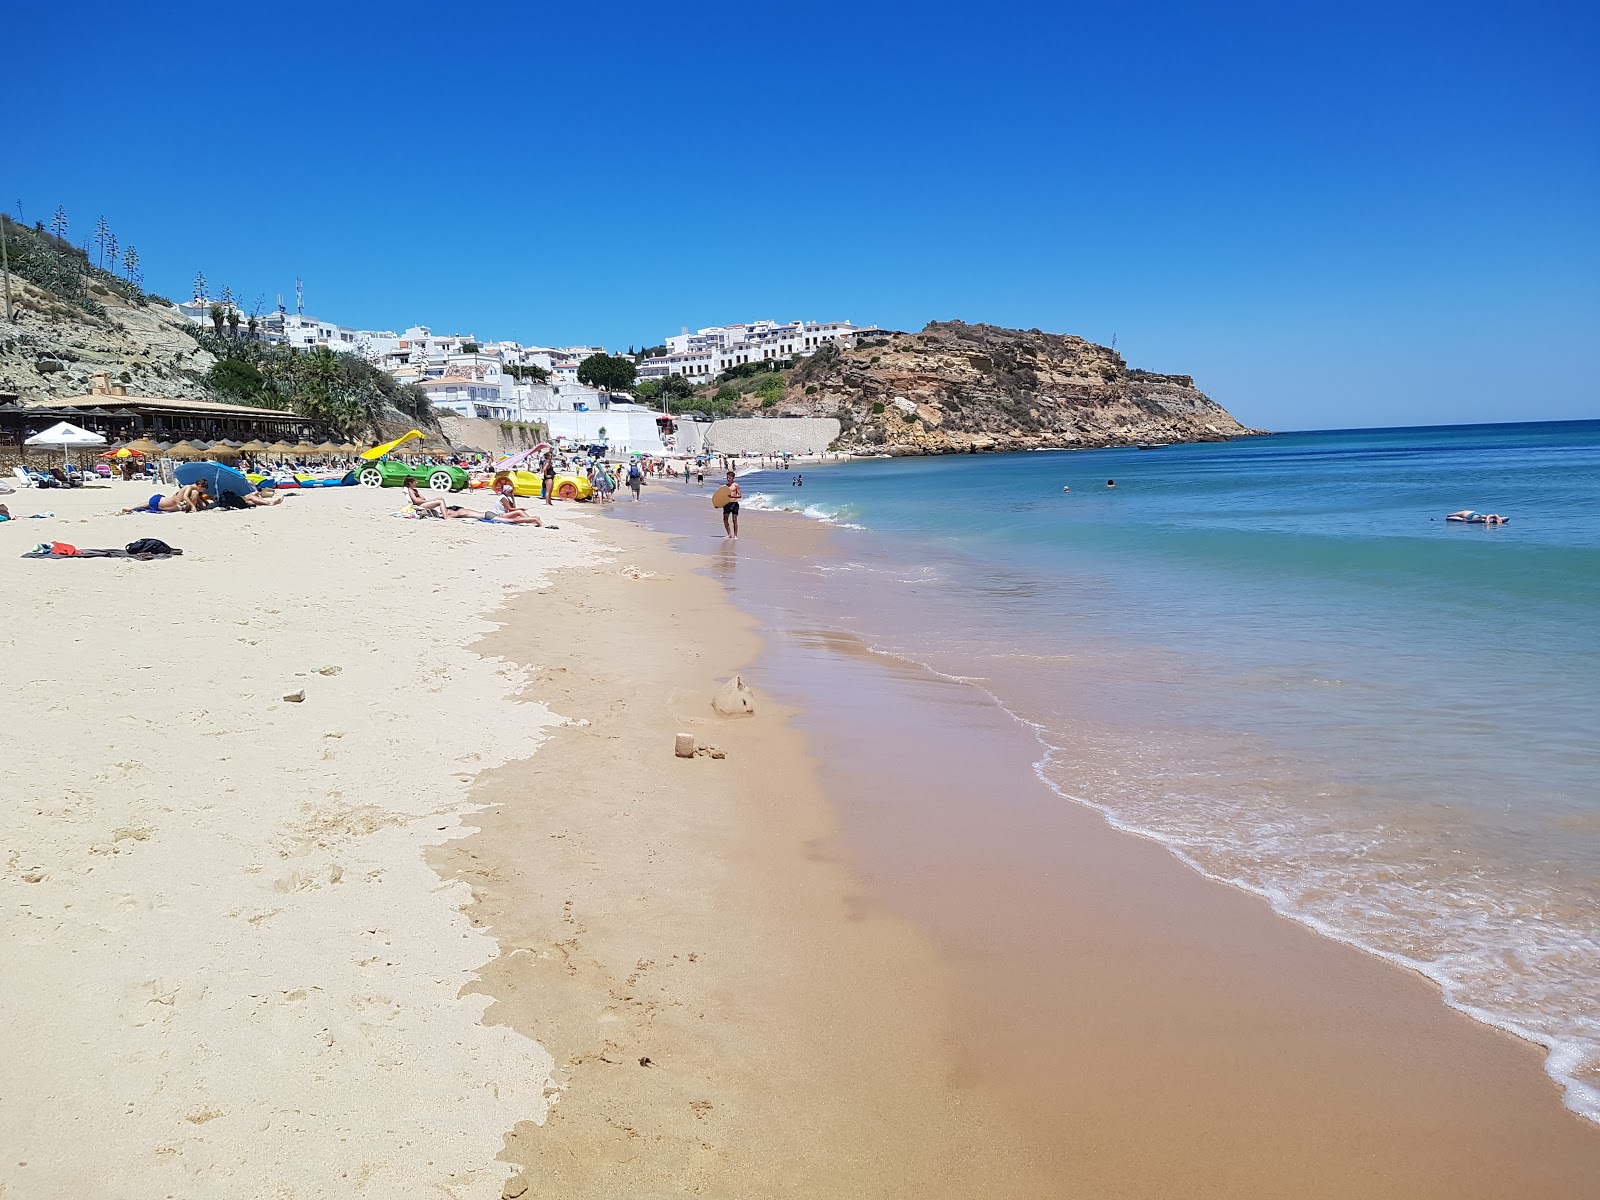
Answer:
121;482;208;515
405;479;447;518
488;483;544;526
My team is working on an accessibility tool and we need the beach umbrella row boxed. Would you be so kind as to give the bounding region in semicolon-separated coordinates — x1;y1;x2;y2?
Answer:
88;438;359;459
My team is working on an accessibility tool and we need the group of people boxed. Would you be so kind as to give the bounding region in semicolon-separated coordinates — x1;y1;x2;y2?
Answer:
119;480;287;515
405;479;548;526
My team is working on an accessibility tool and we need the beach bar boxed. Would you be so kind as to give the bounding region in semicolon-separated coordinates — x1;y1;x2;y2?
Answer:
1;375;330;468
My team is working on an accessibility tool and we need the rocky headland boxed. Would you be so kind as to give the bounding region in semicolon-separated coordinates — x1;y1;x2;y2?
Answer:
772;321;1257;454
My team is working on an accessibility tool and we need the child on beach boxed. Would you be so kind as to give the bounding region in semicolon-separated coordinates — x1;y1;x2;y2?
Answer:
722;471;742;539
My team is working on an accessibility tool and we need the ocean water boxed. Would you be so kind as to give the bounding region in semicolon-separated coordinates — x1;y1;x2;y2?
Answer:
738;421;1600;1121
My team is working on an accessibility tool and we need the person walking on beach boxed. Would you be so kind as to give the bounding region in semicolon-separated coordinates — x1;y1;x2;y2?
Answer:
627;459;643;501
542;454;557;506
721;470;742;539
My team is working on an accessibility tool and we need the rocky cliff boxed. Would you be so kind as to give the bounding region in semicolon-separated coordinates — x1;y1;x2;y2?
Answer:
776;321;1254;454
0;215;215;404
0;277;215;405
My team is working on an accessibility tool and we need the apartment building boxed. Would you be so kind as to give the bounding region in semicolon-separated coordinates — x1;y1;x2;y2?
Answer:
641;319;874;383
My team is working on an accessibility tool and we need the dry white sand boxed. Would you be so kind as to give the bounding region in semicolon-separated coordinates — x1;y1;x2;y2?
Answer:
0;479;606;1198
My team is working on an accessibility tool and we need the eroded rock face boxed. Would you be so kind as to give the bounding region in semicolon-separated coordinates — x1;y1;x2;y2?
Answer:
0;279;212;403
783;321;1258;453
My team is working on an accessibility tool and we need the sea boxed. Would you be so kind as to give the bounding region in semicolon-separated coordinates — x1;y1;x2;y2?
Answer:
723;420;1600;1121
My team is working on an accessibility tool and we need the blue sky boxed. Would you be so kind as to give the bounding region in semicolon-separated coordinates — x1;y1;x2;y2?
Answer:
10;1;1597;429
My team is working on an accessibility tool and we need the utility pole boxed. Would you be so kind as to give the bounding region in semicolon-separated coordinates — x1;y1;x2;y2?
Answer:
0;215;13;322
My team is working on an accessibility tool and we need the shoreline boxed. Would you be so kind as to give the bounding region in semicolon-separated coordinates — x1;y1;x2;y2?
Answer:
581;481;1600;1195
440;511;1055;1196
700;449;1600;1127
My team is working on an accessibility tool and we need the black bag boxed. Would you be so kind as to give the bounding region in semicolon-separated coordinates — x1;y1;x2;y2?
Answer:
125;539;178;556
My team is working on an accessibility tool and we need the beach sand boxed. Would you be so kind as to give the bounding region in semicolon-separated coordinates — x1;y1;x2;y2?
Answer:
5;477;1599;1197
1;481;593;1197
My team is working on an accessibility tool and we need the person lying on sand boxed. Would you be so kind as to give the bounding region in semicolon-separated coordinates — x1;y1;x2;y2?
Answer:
120;483;208;515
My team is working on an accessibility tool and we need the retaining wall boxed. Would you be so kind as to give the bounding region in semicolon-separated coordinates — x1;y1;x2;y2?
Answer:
702;417;840;455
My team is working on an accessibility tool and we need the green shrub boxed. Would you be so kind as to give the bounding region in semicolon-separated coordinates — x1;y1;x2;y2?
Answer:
207;357;265;399
760;396;777;408
871;401;885;414
901;411;918;423
804;385;817;394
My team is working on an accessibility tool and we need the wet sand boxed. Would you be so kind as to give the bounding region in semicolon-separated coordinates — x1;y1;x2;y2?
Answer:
528;483;1600;1197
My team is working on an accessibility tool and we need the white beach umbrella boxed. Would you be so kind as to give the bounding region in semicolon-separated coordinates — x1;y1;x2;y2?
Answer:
25;420;108;469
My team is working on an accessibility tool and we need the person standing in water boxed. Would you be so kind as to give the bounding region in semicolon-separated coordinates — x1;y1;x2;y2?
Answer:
721;470;742;539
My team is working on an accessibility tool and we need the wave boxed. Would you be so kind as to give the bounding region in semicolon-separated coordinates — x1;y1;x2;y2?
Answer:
824;636;1600;1127
743;491;866;529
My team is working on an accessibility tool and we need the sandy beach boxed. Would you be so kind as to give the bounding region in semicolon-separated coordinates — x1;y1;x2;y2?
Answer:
5;475;1600;1197
1;481;593;1197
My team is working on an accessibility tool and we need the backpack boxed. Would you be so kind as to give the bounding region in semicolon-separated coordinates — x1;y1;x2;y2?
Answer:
628;464;641;480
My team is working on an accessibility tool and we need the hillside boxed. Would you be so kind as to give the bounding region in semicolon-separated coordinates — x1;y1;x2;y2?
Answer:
701;321;1255;454
0;217;215;403
0;215;434;439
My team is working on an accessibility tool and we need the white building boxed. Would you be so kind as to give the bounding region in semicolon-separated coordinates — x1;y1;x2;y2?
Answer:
643;319;875;383
418;376;514;420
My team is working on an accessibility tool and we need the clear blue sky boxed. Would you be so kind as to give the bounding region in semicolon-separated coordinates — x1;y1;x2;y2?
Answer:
10;1;1597;429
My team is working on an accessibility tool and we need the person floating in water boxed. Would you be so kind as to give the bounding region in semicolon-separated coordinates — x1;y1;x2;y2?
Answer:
1106;479;1116;488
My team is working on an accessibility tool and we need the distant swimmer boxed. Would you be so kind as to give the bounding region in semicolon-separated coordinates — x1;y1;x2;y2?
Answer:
1062;485;1070;492
1106;479;1116;488
1445;509;1510;524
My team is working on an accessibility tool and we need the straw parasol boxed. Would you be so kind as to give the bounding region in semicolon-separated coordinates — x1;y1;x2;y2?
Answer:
208;443;243;459
291;441;319;457
167;441;208;460
124;437;163;456
239;440;269;454
266;440;296;457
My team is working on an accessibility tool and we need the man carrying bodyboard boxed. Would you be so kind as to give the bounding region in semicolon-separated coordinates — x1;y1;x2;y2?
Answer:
712;470;741;539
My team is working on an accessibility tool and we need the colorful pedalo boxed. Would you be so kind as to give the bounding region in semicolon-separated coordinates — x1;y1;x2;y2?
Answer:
246;472;356;489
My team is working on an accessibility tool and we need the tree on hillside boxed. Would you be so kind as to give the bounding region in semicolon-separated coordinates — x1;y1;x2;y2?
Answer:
93;215;111;268
122;245;140;283
104;232;118;275
576;353;637;393
210;303;226;335
192;270;208;303
49;206;67;242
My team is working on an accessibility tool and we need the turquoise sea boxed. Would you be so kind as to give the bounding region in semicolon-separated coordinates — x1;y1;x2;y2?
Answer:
733;420;1600;1121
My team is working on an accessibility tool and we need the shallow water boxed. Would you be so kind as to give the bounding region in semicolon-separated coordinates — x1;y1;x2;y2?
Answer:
734;421;1600;1121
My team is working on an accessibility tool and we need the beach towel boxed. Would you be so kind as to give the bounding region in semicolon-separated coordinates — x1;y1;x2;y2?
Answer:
22;539;183;560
